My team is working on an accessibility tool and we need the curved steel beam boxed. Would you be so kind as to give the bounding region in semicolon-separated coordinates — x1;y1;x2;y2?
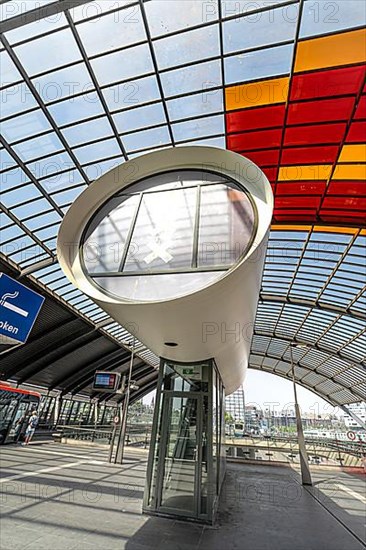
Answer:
253;331;365;370
249;351;364;404
259;294;365;321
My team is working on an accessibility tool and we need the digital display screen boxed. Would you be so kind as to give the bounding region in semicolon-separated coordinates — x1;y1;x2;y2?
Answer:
93;372;120;391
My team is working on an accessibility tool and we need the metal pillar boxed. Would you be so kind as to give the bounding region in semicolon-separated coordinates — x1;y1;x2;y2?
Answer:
114;342;135;464
290;344;312;486
340;405;366;430
54;395;62;425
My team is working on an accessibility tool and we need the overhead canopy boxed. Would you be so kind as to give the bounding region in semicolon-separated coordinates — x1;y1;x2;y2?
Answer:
0;0;365;406
0;257;159;404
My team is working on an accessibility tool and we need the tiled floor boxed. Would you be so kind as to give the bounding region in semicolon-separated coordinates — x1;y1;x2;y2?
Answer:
0;442;364;550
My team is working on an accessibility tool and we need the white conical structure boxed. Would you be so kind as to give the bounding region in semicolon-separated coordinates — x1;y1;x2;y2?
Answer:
57;146;273;395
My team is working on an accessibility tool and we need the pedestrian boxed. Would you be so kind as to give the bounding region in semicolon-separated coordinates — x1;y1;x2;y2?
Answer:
22;410;39;445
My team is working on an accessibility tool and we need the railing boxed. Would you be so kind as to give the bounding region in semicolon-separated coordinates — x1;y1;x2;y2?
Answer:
53;423;152;448
225;435;365;467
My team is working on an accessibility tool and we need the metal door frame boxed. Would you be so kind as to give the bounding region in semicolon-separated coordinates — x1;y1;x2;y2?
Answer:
155;390;204;520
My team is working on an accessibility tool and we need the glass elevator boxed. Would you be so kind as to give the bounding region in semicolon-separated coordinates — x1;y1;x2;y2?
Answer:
143;359;226;523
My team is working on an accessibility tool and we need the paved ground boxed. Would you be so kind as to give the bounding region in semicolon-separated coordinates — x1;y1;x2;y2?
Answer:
0;442;365;550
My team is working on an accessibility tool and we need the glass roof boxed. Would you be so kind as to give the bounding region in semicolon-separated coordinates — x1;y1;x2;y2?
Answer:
0;0;365;404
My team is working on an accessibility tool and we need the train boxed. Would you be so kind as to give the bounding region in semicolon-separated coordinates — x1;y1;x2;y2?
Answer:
0;382;41;444
303;429;366;442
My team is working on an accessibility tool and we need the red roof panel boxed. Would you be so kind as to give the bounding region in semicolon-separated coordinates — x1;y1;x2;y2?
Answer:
354;95;366;119
275;196;322;208
241;149;280;166
226;104;286;133
291;65;365;101
274;211;318;221
281;145;339;165
227;128;283;151
346;121;366;142
322;196;366;209
284;123;346;146
328;180;366;195
276;181;326;195
287;97;355;125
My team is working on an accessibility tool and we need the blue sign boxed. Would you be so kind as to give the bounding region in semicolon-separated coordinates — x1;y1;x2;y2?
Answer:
0;273;45;345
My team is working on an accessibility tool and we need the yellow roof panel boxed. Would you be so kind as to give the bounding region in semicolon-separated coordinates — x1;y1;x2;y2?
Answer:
278;165;332;181
339;144;366;163
295;29;366;73
271;224;312;231
226;77;289;111
333;164;366;180
313;226;358;234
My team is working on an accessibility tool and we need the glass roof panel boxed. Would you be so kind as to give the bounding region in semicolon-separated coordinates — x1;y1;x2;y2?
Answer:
300;0;366;38
221;0;298;17
223;7;297;53
34;224;60;242
72;138;121;164
32;63;94;103
1;82;38;118
0;0;56;21
61;117;114;147
144;0;219;37
180;135;226;148
0;50;22;85
167;90;223;121
161;59;221;97
12;132;64;162
91;43;154;86
26;151;74;180
23;210;62;231
113;102;167;133
2;183;42;208
1;224;24;246
5;11;67;44
1;109;52;142
50;185;87;209
13;28;82;76
172;114;224;142
122;126;171;152
39;168;84;193
0;148;17;170
47;92;104;126
11;197;52;218
154;25;220;69
76;6;146;56
82;158;122;179
71;1;135;22
102;75;161;112
225;43;293;84
0;167;29;191
4;235;38;260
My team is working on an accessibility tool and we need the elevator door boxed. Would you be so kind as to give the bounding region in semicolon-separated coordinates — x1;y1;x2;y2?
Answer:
156;392;207;519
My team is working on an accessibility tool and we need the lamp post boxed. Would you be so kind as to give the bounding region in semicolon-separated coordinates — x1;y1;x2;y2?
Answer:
289;342;312;486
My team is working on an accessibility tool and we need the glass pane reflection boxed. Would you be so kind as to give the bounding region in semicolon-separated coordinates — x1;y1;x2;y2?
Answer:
82;169;256;301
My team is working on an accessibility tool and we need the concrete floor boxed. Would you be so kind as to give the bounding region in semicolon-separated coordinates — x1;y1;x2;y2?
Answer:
0;442;365;550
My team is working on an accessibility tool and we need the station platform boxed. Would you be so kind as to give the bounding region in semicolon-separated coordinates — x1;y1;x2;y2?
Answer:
0;442;365;550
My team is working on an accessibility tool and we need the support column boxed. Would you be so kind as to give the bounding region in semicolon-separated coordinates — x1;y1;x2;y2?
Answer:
290;344;312;486
114;343;134;464
54;395;62;425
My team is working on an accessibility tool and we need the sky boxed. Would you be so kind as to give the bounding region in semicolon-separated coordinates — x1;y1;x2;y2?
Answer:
143;369;342;417
242;369;339;417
